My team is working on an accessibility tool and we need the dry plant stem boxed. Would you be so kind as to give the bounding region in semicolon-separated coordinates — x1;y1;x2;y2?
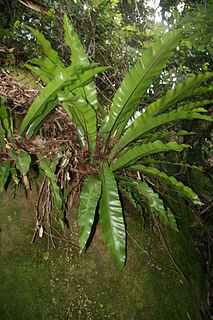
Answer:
31;178;46;243
50;224;67;242
46;180;55;248
127;230;175;272
68;173;80;211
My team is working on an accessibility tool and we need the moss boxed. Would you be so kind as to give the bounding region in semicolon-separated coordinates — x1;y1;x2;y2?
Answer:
0;188;204;319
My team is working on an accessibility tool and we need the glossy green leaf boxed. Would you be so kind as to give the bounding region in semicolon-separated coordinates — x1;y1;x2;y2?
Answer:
20;65;107;136
110;110;212;158
99;162;126;269
103;30;181;148
0;161;10;192
111;140;189;172
78;175;101;252
9;149;31;176
64;13;98;111
27;26;64;68
130;164;202;205
39;157;62;211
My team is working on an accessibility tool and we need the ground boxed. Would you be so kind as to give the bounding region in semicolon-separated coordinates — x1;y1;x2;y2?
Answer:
0;185;204;319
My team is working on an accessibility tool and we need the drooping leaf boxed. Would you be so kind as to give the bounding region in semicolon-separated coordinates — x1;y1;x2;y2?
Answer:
20;65;107;136
110;110;212;158
99;161;126;269
136;180;178;230
129;164;202;205
103;30;182;148
78;175;101;252
0;161;10;192
39;157;62;211
118;184;142;213
27;26;64;68
111;140;189;172
9;149;31;176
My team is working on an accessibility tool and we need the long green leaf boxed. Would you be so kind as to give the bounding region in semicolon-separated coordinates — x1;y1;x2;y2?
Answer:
111;140;189;171
142;72;213;119
64;13;98;111
130;164;202;205
110;110;212;158
0;161;10;192
27;26;64;68
103;30;182;148
20;65;107;136
78;175;101;252
99;161;126;269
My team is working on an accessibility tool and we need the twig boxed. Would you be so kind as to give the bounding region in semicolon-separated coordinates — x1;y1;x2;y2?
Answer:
127;230;175;272
154;215;201;308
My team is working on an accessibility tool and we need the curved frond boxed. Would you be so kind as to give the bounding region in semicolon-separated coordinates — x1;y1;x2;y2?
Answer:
20;65;107;136
27;26;64;67
142;72;213;119
110;110;212;158
64;13;98;111
103;30;182;148
111;140;188;171
130;164;202;205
